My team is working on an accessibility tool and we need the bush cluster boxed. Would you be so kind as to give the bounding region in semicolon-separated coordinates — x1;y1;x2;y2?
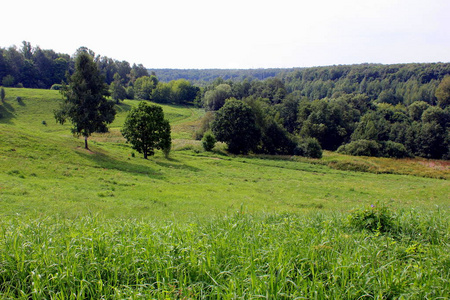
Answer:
337;140;412;158
348;204;395;233
294;137;323;158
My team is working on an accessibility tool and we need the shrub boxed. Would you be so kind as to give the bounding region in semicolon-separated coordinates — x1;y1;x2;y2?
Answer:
337;139;381;157
381;141;412;158
348;204;395;233
338;140;412;158
259;122;297;155
2;75;15;87
294;137;323;158
194;111;215;140
202;131;216;151
50;84;62;90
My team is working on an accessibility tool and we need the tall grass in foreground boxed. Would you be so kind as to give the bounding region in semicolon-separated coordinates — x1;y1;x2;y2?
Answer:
0;208;449;299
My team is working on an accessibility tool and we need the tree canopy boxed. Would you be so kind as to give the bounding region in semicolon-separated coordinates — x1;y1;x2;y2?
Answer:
435;76;450;108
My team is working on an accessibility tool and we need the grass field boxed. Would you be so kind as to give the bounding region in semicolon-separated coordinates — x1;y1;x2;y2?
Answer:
0;88;449;298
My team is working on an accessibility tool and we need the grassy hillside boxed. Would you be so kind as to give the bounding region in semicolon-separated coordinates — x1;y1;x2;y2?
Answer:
0;88;449;298
1;89;448;220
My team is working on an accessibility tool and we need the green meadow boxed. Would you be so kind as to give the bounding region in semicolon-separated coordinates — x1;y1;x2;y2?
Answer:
0;88;449;299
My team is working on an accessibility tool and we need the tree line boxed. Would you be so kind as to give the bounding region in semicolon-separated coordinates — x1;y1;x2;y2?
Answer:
0;42;201;106
0;42;148;89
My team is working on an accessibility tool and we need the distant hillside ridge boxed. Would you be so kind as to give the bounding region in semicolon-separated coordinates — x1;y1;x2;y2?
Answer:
149;68;294;84
149;63;450;86
152;63;450;105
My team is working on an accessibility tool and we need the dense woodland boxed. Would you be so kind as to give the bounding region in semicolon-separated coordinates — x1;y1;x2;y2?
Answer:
1;42;449;159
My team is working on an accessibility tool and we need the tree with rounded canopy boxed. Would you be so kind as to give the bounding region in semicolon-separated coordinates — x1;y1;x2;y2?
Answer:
204;84;232;111
121;101;171;159
134;75;158;100
211;99;260;154
435;76;450;108
54;51;116;149
408;101;430;121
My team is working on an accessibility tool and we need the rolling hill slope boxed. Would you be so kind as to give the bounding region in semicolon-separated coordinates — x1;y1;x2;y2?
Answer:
1;88;448;220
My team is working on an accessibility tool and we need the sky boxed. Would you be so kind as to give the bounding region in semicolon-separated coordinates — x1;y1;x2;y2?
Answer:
2;0;450;69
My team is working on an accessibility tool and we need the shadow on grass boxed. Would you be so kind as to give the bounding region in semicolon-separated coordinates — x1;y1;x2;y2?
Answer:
114;102;132;113
75;149;166;180
17;98;26;106
155;157;201;173
0;102;16;124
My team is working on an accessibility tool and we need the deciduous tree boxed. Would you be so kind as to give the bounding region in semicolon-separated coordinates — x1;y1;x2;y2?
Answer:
204;84;232;111
134;76;158;100
435;76;450;108
121;102;171;159
211;99;260;154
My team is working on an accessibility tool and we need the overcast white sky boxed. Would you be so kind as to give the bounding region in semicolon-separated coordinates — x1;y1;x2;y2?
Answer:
2;0;450;69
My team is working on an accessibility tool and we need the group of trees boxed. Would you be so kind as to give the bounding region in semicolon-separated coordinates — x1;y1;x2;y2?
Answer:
280;63;450;106
0;42;149;89
200;77;287;111
197;68;450;159
54;50;171;158
0;42;202;106
135;77;200;105
295;95;449;159
1;42;70;88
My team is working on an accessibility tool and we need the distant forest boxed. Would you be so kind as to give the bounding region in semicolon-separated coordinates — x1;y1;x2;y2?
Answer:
150;68;290;85
152;63;450;106
1;42;449;159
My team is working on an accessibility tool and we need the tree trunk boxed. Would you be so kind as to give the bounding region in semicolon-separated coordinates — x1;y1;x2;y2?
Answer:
144;151;147;159
84;136;89;149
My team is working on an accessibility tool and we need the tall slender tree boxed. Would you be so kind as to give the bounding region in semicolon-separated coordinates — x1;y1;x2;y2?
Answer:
54;51;116;149
110;73;127;104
